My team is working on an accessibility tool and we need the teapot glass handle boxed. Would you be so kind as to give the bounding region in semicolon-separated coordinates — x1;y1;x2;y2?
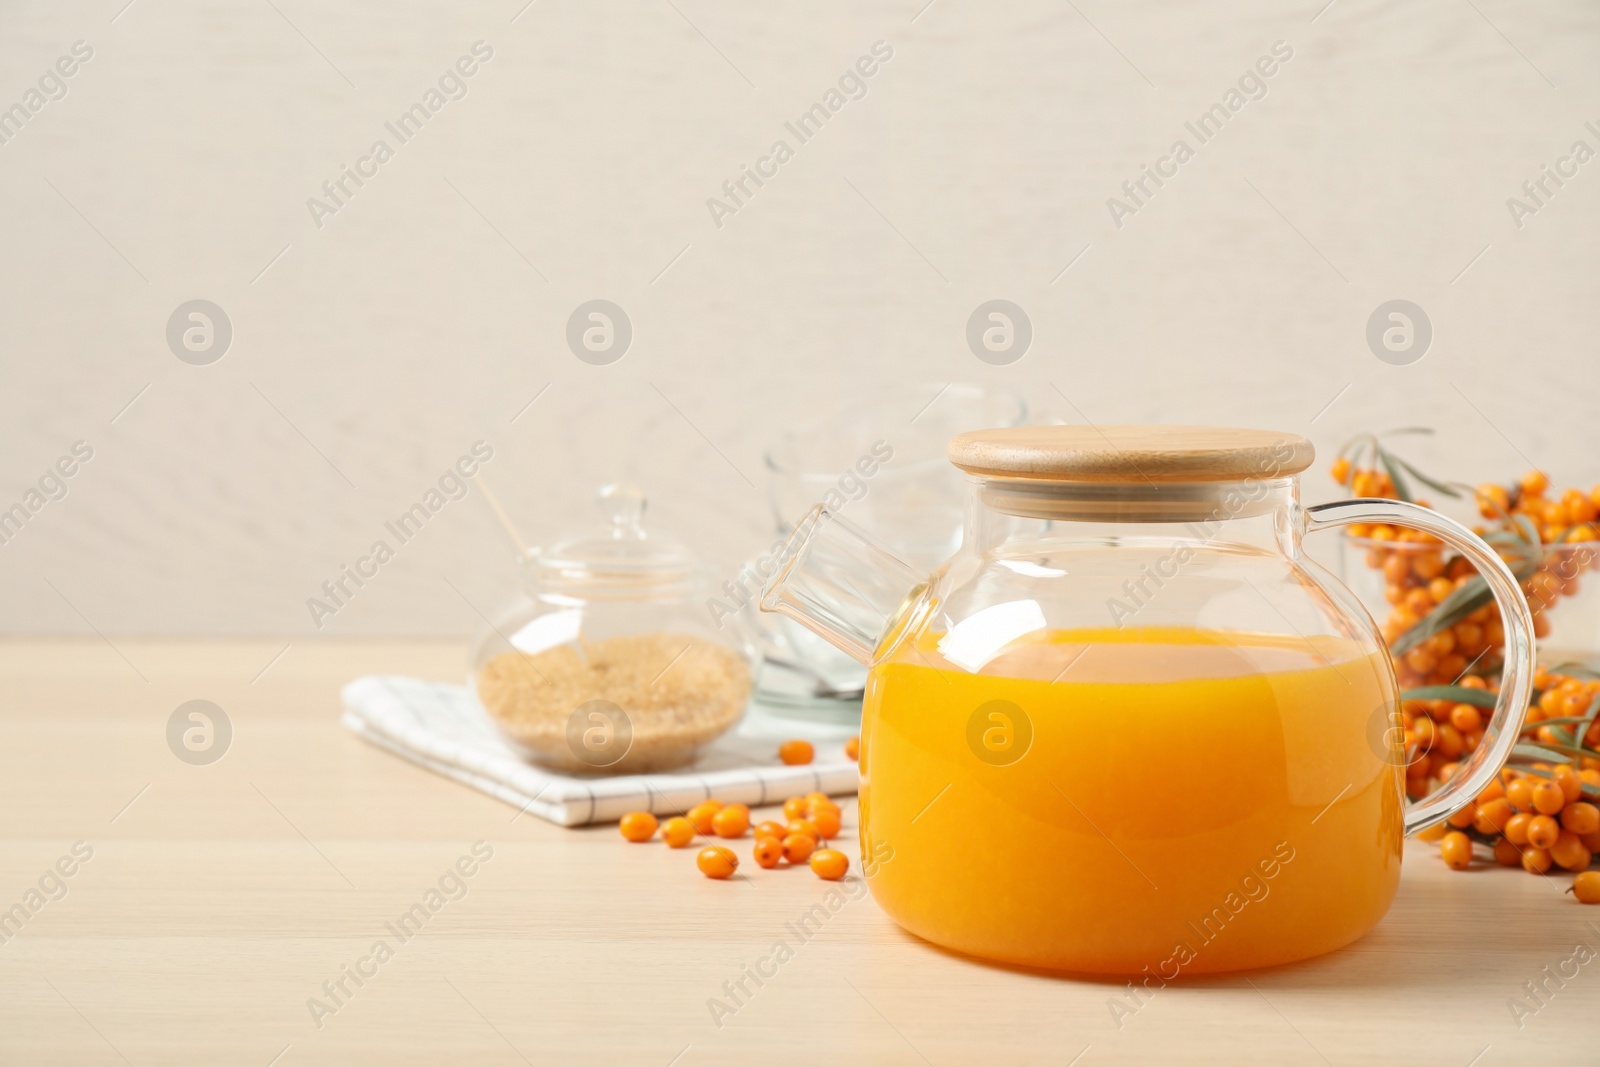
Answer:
1303;498;1536;835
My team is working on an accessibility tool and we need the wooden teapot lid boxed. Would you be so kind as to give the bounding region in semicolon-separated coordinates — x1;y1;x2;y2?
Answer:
948;425;1315;483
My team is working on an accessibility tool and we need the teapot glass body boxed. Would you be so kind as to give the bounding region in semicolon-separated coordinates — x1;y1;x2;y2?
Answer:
765;459;1534;974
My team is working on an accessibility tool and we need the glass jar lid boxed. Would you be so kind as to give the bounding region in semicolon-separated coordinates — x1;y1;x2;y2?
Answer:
526;483;698;600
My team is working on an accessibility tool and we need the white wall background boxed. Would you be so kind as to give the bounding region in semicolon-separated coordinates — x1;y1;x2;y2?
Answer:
0;0;1596;637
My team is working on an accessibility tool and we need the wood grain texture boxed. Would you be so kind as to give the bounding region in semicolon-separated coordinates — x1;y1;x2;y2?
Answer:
948;425;1315;481
0;639;1595;1065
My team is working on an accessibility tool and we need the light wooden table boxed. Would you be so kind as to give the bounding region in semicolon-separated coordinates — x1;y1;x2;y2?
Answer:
2;640;1596;1066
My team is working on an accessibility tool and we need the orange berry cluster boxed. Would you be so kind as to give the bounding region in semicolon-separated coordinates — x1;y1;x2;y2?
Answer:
619;794;849;881
1333;461;1600;689
1421;761;1600;900
614;737;860;882
1527;668;1600;753
1475;469;1600;546
1331;462;1483;684
1403;668;1600;795
1398;675;1496;798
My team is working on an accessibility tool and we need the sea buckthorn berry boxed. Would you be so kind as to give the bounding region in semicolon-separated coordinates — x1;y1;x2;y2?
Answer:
1440;832;1473;871
1415;822;1448;843
1522;846;1553;874
804;791;830;806
1404;649;1437;678
1448;804;1476;829
1528;814;1561;851
687;800;724;835
754;820;787;840
661;816;696;848
1414;552;1446;581
782;796;810;821
1505;778;1534;812
1561;802;1600;835
779;739;815;765
1532;780;1566;816
845;735;860;761
1476;483;1509;517
1476;779;1505;804
1473;798;1514;835
619;811;659;842
1553;765;1583;804
1521;470;1549;496
782;833;816;864
1411;718;1436;751
809;805;842;840
1493;838;1522;867
1383;555;1410;584
1450;704;1483;733
1437;725;1465;759
1572;872;1600;903
696;845;739;879
809;848;849;881
786;818;820;842
712;804;751;839
1551;831;1592;872
806;797;840;818
1504;812;1533;846
753;836;783;869
1330;457;1352;484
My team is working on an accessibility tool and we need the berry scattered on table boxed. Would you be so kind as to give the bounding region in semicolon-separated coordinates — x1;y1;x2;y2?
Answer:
619;811;658;842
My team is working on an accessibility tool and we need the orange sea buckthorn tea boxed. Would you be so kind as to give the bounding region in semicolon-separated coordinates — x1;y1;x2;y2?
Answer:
762;426;1538;974
862;627;1400;974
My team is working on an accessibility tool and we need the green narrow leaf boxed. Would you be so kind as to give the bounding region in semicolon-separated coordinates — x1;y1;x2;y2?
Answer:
1376;448;1414;503
1510;742;1577;762
1392;456;1465;499
1510;513;1542;547
1547;661;1600;681
1390;550;1542;658
1390;577;1493;656
1509;740;1600;762
1400;685;1497;708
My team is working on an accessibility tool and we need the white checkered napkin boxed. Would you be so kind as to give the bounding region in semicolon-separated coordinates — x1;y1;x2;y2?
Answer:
341;676;859;827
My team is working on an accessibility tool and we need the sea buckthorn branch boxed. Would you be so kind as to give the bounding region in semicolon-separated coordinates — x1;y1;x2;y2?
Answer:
1331;433;1596;687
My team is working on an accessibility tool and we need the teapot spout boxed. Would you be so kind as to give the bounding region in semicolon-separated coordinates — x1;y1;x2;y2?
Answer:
760;506;926;666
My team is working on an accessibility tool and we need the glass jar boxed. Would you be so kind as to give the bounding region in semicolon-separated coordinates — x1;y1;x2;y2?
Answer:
471;484;755;774
1341;534;1600;676
762;426;1535;975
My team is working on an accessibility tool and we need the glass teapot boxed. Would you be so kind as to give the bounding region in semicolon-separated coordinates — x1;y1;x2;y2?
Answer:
761;426;1535;975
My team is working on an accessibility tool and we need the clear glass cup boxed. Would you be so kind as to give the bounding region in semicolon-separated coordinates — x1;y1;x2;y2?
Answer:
753;384;1026;707
762;426;1535;975
471;484;755;775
